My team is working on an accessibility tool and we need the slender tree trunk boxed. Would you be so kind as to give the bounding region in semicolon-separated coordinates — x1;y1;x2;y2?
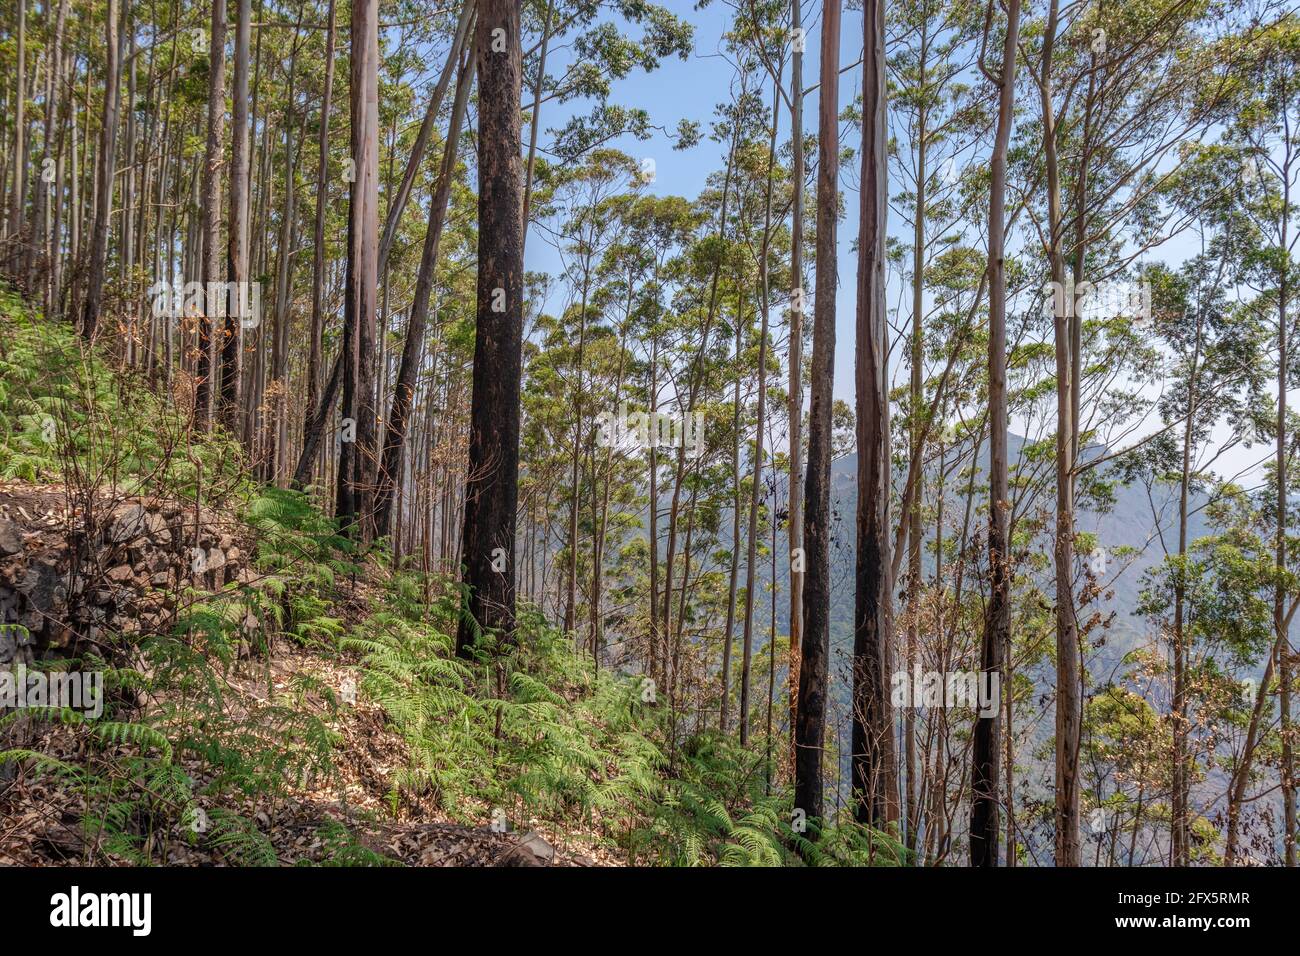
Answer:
80;0;121;342
767;485;779;788
51;45;72;322
786;0;805;775
375;43;473;536
120;14;136;360
662;106;742;687
270;105;301;483
648;335;661;683
1038;0;1081;866
336;0;381;537
35;0;70;311
303;0;337;475
521;0;552;247
295;344;342;489
588;298;632;668
377;0;474;272
300;3;471;484
904;22;929;853
971;0;1020;868
740;81;781;747
71;61;82;280
195;0;227;427
794;0;840;832
221;0;252;433
1169;315;1203;865
722;294;743;733
850;0;896;829
7;0;26;264
564;252;595;641
1276;158;1294;865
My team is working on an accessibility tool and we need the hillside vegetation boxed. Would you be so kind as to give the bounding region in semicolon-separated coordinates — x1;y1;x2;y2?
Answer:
0;291;899;866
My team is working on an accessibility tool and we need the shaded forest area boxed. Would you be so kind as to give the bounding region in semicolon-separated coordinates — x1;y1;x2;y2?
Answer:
0;0;1298;868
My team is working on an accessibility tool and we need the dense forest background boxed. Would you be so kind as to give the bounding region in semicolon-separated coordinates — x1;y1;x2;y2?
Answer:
0;0;1298;867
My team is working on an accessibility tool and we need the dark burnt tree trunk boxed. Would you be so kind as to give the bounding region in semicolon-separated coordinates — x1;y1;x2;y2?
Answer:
850;0;897;829
793;0;841;833
454;0;524;657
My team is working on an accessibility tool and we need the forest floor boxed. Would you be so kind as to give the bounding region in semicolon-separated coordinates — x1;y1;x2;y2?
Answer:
0;476;611;867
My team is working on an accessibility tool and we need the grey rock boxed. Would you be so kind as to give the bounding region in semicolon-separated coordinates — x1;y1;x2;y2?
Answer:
0;519;23;555
500;832;556;867
109;505;148;542
17;560;59;610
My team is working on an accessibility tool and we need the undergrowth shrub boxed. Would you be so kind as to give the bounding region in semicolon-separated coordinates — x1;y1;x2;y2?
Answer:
0;286;247;501
0;598;345;864
346;577;906;866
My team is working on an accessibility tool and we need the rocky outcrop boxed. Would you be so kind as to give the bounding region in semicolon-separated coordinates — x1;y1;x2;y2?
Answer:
0;484;253;665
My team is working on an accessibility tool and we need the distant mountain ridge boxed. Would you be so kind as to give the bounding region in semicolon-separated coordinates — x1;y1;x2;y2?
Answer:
751;433;1207;673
